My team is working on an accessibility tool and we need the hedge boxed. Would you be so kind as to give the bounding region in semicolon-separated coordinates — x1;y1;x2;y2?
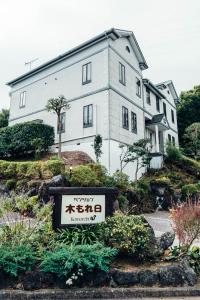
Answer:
0;122;54;159
0;159;65;180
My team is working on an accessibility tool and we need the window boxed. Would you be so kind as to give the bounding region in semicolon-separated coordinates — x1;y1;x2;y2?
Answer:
82;62;91;84
57;112;65;133
19;91;26;108
136;78;141;97
168;134;172;143
126;46;130;53
172;136;175;146
83;104;93;127
146;87;151;105
119;62;126;85
131;111;137;133
171;109;175;123
163;102;167;117
122;106;129;129
156;96;160;112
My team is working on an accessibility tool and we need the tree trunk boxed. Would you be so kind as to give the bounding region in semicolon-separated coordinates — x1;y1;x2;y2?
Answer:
58;113;62;158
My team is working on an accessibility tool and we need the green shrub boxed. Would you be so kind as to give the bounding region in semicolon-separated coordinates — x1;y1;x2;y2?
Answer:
166;144;182;162
0;122;54;160
98;214;152;259
16;162;31;178
111;171;130;190
16;179;28;192
56;225;100;245
181;184;200;198
151;176;171;187
5;179;16;190
188;246;200;274
26;162;42;179
44;160;65;176
0;244;36;276
70;165;101;187
182;156;200;171
40;243;117;279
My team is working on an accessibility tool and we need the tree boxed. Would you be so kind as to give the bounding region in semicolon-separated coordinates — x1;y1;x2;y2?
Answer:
46;95;70;158
0;109;9;128
177;85;200;146
122;139;151;181
31;137;43;160
93;134;103;163
183;123;200;160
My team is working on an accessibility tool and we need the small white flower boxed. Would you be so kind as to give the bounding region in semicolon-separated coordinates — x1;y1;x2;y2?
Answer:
66;278;73;286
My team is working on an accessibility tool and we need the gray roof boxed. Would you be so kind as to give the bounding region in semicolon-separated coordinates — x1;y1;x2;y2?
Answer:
145;113;169;129
143;79;166;99
7;28;148;87
156;80;180;103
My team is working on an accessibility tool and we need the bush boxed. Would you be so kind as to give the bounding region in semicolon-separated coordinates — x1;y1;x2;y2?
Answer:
69;165;101;187
182;156;200;171
43;160;65;176
0;122;54;159
181;184;200;198
188;246;200;274
5;179;16;190
98;214;153;260
0;244;36;276
166;144;182;162
112;171;130;190
170;198;200;251
40;243;117;280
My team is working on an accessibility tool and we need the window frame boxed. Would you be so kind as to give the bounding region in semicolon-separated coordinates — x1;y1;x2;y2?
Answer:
146;87;151;105
171;109;175;123
122;106;129;130
82;62;92;85
57;112;66;133
172;136;175;146
156;96;160;112
168;134;172;143
131;111;137;133
136;77;141;97
83;104;93;128
19;91;26;108
119;62;126;86
163;102;167;117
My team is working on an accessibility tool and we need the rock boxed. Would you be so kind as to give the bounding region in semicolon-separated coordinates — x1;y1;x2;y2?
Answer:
111;269;139;286
27;187;37;197
0;183;9;195
159;265;185;286
157;232;175;251
92;270;110;287
21;271;42;290
126;189;142;214
139;270;158;286
38;174;70;202
181;258;197;286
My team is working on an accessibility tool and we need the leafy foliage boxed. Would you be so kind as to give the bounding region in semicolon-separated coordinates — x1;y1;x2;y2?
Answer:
0;245;36;276
183;123;200;160
56;225;100;245
93;134;103;163
0;109;9;129
98;214;153;259
0;122;54;159
69;165;101;187
188;246;200;274
177;85;200;146
40;243;117;278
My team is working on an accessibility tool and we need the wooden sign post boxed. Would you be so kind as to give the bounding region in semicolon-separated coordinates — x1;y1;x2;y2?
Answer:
49;187;118;230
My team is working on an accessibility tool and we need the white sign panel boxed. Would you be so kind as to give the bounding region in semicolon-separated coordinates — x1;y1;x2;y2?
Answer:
61;194;105;225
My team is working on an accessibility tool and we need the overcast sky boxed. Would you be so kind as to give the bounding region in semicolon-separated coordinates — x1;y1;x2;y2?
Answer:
0;0;199;110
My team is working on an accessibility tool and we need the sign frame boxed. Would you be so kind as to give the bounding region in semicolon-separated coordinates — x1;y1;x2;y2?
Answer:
49;187;118;230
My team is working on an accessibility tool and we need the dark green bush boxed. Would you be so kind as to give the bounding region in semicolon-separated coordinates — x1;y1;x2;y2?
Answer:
188;246;200;274
40;243;117;279
181;183;200;198
166;144;182;162
98;214;153;260
0;122;54;159
0;245;36;276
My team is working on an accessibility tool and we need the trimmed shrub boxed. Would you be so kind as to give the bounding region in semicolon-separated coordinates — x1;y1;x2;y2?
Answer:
166;144;182;162
181;184;200;198
40;243;117;279
98;214;153;260
44;160;65;176
69;165;101;187
0;245;36;276
0;122;54;159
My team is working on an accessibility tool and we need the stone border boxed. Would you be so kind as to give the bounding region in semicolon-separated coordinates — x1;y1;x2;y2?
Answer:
0;287;200;299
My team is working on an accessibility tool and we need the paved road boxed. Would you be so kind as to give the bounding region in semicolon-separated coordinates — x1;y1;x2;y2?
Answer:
85;298;200;300
144;211;200;247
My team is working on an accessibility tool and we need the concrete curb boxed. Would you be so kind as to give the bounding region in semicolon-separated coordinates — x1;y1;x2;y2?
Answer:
0;287;200;299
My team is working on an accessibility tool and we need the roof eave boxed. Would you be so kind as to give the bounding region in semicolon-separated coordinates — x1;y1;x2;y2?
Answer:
143;79;166;99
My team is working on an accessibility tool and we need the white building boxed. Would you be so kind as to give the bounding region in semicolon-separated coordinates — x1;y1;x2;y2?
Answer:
7;28;179;178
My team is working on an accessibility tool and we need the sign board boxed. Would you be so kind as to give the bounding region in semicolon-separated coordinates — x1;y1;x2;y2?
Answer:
49;187;118;230
61;194;105;225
